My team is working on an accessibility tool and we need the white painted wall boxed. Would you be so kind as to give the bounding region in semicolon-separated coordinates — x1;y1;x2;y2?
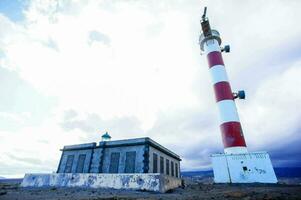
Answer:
211;154;231;183
21;173;182;193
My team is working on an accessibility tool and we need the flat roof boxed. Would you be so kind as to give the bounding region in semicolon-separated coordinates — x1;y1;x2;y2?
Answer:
62;137;181;161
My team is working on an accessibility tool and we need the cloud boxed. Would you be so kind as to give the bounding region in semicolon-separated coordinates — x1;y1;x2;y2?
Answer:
240;61;301;150
0;66;57;131
43;38;59;51
60;110;145;140
269;128;301;167
6;153;42;165
88;31;110;46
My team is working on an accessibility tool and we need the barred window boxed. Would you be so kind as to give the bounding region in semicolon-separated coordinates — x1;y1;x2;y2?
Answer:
171;161;174;177
166;159;170;175
64;155;74;173
109;152;120;173
160;156;164;174
153;153;158;173
175;163;179;178
76;154;86;173
124;151;136;173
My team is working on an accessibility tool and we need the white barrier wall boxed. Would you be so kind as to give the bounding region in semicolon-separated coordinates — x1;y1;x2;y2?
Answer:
21;173;182;193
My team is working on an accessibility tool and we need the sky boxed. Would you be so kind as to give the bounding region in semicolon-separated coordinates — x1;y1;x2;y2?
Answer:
0;0;301;178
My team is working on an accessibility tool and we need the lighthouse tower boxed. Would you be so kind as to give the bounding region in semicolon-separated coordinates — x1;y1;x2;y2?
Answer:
199;7;277;183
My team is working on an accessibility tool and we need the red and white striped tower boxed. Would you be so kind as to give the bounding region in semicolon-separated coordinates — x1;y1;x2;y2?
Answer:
199;8;277;183
200;8;247;155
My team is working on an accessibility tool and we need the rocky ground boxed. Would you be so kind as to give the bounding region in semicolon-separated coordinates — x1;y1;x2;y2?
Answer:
0;179;301;200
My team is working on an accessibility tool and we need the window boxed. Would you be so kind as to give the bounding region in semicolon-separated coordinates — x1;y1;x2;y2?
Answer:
166;159;169;175
175;163;179;178
76;154;86;173
153;153;158;173
64;155;74;173
109;152;120;173
124;151;136;173
171;161;174;177
160;156;164;174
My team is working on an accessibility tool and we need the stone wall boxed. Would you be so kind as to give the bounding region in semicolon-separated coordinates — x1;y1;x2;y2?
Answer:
148;146;180;178
89;148;103;173
58;149;94;173
101;145;145;173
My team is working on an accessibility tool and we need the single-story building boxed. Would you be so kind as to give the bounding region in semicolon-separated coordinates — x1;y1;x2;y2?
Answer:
57;137;181;179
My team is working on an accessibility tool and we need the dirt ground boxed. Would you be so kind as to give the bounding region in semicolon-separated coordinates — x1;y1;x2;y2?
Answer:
0;180;301;200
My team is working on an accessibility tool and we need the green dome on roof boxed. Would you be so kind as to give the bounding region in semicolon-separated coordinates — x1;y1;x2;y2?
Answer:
102;132;111;139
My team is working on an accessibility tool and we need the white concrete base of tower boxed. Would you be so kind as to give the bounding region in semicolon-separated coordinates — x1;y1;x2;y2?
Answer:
211;151;278;183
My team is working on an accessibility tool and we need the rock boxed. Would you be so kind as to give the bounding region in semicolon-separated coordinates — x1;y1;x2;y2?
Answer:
224;191;246;198
262;193;275;200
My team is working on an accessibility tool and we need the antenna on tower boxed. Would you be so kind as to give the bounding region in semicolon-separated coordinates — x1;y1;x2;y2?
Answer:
200;7;212;37
202;7;207;21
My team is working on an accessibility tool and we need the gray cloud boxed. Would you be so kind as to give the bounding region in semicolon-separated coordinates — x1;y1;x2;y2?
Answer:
6;153;42;165
0;66;57;131
60;110;144;140
88;31;111;46
268;127;301;167
44;38;59;51
145;109;221;170
63;109;78;121
231;37;301;96
0;156;56;177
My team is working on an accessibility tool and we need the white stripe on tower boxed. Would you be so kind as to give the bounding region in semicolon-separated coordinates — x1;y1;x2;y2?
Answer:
217;100;240;123
224;147;248;154
204;39;220;54
210;65;229;85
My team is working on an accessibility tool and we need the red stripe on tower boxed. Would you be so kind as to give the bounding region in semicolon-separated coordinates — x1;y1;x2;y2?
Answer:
220;122;246;147
207;51;224;68
213;82;234;102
